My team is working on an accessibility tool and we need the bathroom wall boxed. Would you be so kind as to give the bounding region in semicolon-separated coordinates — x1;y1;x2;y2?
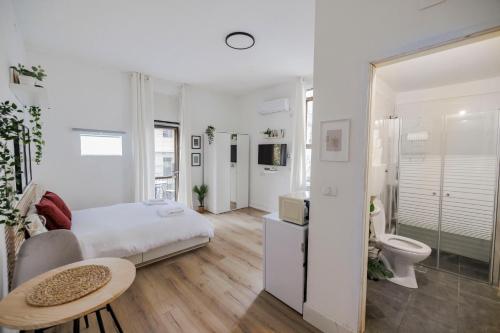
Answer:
368;77;396;220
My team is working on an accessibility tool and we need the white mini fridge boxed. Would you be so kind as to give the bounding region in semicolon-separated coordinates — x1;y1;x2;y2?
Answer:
263;213;308;314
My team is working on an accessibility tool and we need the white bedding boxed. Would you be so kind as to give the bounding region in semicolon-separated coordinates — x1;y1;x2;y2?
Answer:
71;200;214;259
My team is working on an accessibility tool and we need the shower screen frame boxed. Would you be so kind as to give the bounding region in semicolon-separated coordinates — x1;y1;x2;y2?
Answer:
395;104;500;285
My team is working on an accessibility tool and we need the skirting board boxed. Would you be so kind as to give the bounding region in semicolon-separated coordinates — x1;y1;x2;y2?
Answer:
303;303;355;333
125;236;210;267
249;203;271;214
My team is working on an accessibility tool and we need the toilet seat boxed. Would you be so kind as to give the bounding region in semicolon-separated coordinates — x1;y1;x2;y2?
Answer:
378;234;431;255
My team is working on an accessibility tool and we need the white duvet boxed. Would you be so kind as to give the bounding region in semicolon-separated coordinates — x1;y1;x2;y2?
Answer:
71;200;214;259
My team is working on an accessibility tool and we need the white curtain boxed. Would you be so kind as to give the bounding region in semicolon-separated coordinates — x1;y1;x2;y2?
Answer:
130;72;155;201
290;77;307;192
178;85;193;208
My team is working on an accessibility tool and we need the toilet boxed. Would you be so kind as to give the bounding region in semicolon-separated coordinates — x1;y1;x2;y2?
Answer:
371;199;431;288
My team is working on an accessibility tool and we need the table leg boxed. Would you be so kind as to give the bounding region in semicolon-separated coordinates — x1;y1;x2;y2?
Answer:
106;304;124;333
73;318;80;333
95;310;106;333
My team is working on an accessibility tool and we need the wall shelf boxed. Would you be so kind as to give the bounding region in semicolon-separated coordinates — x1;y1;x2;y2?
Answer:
9;83;49;108
261;128;285;139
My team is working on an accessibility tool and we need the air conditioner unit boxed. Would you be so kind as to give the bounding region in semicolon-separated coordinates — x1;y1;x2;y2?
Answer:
259;98;289;115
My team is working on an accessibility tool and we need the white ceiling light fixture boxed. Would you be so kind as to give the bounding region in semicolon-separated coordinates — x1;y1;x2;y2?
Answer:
225;32;255;50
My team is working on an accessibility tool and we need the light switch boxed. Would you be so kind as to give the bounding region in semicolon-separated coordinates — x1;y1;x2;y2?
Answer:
322;186;337;197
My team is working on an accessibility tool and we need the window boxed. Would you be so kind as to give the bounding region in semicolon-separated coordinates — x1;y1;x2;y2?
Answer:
154;122;179;200
162;129;173;138
305;89;313;187
80;133;122;156
163;156;173;176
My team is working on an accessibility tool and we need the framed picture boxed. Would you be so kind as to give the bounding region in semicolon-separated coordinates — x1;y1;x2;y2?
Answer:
191;153;201;166
320;119;350;162
191;135;201;149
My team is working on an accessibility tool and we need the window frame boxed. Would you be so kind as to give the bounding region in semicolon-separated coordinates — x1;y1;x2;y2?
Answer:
154;120;180;200
305;89;313;188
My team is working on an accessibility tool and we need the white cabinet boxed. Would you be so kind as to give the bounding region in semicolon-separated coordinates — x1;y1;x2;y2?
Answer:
204;132;249;214
263;213;307;314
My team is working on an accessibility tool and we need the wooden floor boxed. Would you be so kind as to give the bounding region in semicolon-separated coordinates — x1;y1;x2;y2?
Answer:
49;208;319;333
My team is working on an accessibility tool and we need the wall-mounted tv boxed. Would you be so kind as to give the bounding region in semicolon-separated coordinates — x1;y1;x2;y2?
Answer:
258;144;287;166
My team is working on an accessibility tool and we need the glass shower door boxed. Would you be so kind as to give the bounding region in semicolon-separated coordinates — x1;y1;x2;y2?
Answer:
440;96;500;281
397;101;444;266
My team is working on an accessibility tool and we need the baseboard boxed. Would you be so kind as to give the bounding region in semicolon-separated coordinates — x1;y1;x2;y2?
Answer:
303;303;355;333
249;203;271;213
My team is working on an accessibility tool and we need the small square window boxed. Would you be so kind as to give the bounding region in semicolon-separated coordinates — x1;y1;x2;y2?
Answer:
80;134;123;156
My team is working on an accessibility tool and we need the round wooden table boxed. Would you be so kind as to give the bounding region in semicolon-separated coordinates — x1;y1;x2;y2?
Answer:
0;257;136;332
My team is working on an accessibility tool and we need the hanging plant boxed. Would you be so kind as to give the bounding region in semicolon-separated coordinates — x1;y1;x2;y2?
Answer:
0;101;25;227
205;125;215;144
0;101;44;228
13;64;47;81
28;105;44;164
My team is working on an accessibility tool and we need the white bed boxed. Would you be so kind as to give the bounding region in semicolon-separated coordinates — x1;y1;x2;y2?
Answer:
71;200;214;266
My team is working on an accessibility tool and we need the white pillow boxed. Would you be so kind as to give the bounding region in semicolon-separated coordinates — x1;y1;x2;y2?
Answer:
25;214;48;237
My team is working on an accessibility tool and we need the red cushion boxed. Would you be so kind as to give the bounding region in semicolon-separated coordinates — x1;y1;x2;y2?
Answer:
43;191;72;220
36;198;72;230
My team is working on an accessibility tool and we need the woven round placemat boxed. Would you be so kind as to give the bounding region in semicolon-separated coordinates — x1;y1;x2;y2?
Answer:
26;264;111;307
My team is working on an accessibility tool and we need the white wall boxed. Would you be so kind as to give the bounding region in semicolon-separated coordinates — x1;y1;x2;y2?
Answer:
27;50;133;210
153;84;240;207
0;0;26;328
154;92;179;123
21;47;241;211
237;82;296;212
368;77;396;209
188;86;240;204
307;1;500;332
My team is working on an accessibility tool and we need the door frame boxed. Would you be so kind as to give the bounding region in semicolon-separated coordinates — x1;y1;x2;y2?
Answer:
361;26;500;332
154;120;180;201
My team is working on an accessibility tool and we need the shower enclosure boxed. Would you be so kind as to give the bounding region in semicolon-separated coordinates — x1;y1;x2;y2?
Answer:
393;92;500;283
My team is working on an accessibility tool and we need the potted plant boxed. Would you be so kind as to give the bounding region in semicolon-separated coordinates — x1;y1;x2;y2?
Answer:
205;125;215;144
193;184;208;213
12;64;47;86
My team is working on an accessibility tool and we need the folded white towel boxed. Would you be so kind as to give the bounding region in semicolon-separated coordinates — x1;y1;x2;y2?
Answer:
157;207;184;217
143;199;170;206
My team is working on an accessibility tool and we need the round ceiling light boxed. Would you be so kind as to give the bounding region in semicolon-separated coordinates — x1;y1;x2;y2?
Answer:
225;32;255;50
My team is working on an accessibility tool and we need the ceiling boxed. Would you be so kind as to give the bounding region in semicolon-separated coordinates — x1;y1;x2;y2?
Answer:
377;35;500;92
13;0;315;95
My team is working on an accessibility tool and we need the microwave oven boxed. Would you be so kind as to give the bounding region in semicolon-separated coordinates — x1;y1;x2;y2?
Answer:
279;191;310;225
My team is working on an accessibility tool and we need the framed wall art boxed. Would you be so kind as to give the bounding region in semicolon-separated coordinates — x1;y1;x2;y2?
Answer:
191;152;201;166
320;119;350;162
191;135;201;149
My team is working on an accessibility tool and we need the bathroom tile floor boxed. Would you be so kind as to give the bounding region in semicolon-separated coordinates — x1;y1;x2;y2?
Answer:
422;249;490;282
366;266;500;333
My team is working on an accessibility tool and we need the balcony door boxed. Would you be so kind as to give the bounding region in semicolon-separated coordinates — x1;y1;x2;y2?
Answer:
154;122;179;200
